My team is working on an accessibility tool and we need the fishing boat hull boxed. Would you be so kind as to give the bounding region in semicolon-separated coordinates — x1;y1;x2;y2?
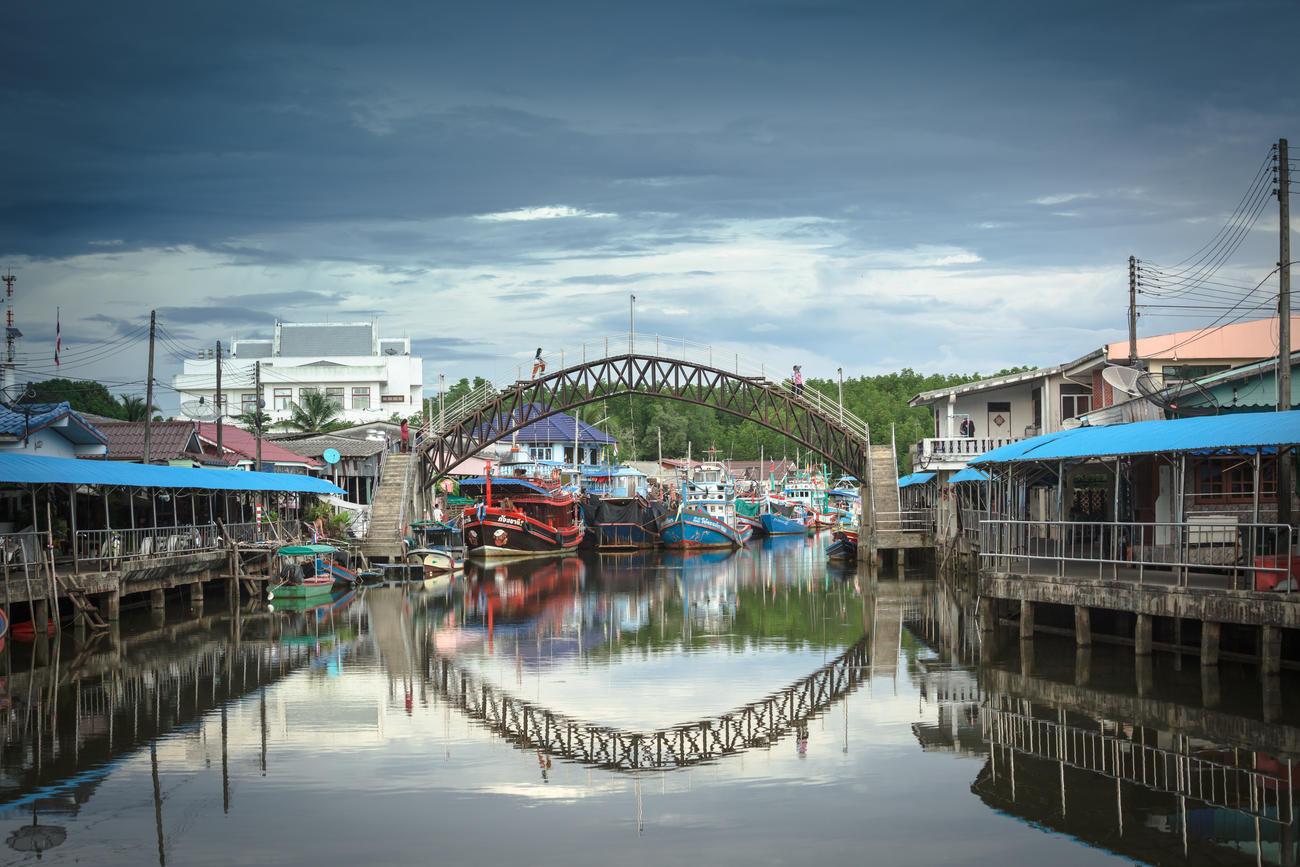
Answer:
268;579;335;600
464;511;582;558
738;514;768;538
826;528;859;561
660;511;751;549
589;523;660;549
759;512;806;535
409;548;460;573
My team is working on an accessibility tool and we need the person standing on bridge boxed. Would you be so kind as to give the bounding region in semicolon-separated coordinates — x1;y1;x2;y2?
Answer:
531;347;547;379
400;418;410;453
792;365;804;398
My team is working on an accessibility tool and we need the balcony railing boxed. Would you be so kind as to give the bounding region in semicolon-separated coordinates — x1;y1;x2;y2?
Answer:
917;437;1022;463
980;518;1293;593
875;509;935;534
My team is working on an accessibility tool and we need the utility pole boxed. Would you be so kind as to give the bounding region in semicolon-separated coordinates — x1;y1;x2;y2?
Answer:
438;373;445;431
1279;138;1292;528
1128;255;1139;364
658;426;662;465
255;360;263;473
837;367;844;423
143;310;156;464
215;340;223;454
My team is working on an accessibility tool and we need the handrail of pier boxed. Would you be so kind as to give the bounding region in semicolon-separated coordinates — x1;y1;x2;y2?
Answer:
420;333;873;447
979;518;1293;593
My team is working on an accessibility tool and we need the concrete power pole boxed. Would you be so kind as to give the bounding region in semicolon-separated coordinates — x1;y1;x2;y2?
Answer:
215;340;223;454
143;310;156;464
255;360;263;473
1279;138;1292;528
1128;255;1138;364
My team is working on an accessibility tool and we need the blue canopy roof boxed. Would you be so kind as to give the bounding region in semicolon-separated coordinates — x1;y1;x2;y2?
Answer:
971;411;1300;465
0;452;345;493
0;402;107;445
897;472;936;487
948;467;991;484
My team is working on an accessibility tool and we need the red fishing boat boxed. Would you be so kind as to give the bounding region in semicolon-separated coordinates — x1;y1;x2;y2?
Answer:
459;470;583;558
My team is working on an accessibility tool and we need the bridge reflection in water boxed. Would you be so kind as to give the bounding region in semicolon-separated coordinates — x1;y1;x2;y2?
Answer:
2;542;1299;866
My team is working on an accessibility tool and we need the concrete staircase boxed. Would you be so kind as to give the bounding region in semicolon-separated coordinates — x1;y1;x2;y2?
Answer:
360;452;412;562
865;444;926;556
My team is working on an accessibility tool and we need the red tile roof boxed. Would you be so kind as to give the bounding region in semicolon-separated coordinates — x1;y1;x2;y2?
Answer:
197;423;323;467
93;421;200;462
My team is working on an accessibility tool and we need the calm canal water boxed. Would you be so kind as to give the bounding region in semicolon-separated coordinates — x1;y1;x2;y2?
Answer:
1;534;1297;865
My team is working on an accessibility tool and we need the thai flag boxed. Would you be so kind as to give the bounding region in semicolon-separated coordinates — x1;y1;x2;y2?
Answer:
54;308;60;366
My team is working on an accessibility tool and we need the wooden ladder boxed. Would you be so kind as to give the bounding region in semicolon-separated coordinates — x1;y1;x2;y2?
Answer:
55;578;109;630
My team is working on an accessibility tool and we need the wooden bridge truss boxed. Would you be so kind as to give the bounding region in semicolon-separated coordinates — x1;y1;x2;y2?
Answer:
430;637;869;772
418;336;874;491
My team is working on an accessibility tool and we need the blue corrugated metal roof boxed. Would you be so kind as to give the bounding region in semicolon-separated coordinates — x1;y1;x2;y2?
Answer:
0;452;344;493
457;477;552;496
948;467;991;484
971;411;1300;464
476;403;617;444
897;472;936;487
0;402;108;445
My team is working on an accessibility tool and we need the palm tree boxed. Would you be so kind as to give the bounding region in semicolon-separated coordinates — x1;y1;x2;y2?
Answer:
286;390;342;433
234;408;272;433
120;394;160;423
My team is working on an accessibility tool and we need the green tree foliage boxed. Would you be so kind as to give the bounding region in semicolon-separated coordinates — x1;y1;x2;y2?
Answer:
119;394;160;422
21;379;127;419
285;390;343;433
234;408;272;433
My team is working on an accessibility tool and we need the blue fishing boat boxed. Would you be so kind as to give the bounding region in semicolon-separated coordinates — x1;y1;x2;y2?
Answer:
759;498;807;535
660;462;752;549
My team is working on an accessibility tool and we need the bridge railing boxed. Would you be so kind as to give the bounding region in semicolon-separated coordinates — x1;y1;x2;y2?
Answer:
421;333;872;446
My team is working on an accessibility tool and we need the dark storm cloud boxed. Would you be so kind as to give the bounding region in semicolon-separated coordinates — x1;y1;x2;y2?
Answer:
4;0;1293;265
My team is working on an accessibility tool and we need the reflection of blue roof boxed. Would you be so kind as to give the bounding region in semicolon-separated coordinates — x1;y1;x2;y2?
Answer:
972;412;1300;464
0;452;344;493
475;403;617;444
948;467;991;484
0;401;108;446
897;472;936;487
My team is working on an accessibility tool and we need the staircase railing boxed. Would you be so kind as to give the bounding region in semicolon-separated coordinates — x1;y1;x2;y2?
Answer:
395;453;416;539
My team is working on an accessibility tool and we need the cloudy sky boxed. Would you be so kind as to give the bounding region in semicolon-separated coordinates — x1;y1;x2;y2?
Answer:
4;1;1295;410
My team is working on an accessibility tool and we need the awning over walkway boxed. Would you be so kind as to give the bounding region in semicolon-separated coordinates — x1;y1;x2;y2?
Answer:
971;411;1300;465
897;472;936;487
947;467;991;484
0;453;345;494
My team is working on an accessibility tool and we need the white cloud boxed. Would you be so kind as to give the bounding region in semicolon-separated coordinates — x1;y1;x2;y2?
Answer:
476;206;614;222
1032;193;1095;205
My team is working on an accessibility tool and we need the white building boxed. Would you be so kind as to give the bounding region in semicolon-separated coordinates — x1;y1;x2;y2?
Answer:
172;322;424;426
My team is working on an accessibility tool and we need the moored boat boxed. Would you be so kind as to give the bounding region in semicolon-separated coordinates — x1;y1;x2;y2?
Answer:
459;475;583;558
660;462;752;549
826;527;859;561
270;544;358;600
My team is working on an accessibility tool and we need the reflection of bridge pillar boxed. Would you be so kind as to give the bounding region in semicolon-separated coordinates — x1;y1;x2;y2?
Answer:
1019;638;1034;675
1201;621;1220;666
1135;654;1153;695
1074;647;1091;686
1019;601;1034;641
1201;663;1220;708
1262;625;1282;675
98;589;120;621
1263;673;1283;723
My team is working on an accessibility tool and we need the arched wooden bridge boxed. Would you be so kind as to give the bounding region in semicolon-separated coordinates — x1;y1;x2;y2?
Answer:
416;334;875;490
429;636;869;772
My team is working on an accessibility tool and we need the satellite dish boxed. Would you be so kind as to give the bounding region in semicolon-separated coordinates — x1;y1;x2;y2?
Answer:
1134;371;1219;419
1101;365;1142;397
1061;417;1085;430
385;347;399;355
323;448;341;464
180;396;220;421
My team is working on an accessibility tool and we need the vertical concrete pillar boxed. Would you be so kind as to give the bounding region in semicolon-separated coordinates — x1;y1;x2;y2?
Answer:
1019;600;1035;640
1262;625;1282;675
1201;621;1220;666
32;598;49;630
1074;606;1092;647
150;588;165;611
1134;613;1152;655
98;590;120;622
1201;664;1221;709
979;597;996;632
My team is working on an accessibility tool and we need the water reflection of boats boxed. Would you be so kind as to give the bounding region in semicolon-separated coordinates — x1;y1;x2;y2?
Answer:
269;586;361;614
